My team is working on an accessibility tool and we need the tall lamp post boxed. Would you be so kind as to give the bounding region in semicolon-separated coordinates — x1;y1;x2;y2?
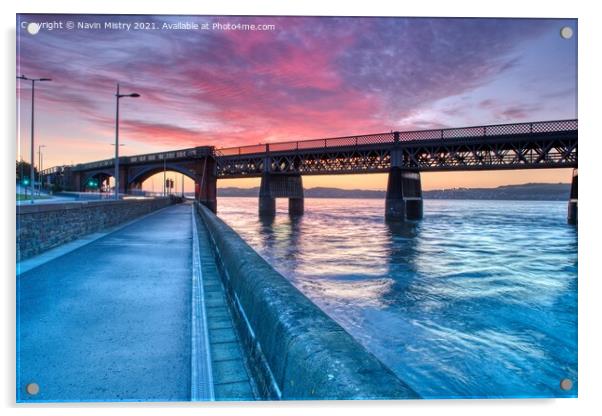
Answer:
163;158;167;196
38;144;46;194
17;75;51;204
114;83;140;199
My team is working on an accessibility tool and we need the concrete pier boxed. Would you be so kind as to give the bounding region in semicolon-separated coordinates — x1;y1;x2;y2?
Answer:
258;173;304;216
258;172;276;216
288;197;304;216
385;167;423;222
568;168;578;225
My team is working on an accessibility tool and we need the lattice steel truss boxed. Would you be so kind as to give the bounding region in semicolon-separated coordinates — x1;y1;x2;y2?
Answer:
59;120;577;179
216;120;577;177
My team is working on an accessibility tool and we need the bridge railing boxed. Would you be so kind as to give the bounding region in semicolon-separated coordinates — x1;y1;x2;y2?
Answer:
217;119;577;157
73;146;214;171
40;166;66;175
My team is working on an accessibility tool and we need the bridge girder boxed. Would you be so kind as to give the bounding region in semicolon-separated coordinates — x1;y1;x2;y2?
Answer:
216;133;577;177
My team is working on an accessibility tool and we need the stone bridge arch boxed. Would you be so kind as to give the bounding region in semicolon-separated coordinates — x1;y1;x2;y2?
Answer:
82;169;114;191
126;162;198;192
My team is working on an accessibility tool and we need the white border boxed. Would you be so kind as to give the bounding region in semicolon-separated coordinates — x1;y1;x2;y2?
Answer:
3;1;601;415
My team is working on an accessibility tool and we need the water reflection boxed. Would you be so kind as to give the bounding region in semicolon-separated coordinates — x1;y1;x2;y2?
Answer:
258;211;303;273
217;197;578;399
383;220;421;303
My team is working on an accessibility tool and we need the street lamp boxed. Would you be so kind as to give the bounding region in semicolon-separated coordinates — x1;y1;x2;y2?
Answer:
114;83;140;199
110;143;125;195
38;144;46;194
163;158;166;197
17;75;52;204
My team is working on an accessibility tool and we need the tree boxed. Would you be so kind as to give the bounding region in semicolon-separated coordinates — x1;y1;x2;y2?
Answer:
16;160;38;183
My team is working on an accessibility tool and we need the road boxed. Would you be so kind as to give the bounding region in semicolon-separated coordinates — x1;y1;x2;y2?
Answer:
17;204;197;402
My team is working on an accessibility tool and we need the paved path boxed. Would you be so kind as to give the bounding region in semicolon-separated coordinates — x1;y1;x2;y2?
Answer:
17;204;199;402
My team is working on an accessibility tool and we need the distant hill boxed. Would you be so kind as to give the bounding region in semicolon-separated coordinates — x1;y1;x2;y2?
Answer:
424;183;570;201
217;183;570;201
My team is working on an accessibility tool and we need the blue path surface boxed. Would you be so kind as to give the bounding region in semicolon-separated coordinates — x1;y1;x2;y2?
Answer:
17;204;196;402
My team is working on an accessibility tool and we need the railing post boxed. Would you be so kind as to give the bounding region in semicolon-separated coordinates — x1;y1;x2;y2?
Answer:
264;143;271;173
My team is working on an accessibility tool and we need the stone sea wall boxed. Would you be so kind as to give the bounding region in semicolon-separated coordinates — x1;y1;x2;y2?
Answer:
17;197;176;261
195;202;419;400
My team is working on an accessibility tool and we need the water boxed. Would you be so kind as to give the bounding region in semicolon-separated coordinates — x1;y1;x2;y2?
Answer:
216;198;578;399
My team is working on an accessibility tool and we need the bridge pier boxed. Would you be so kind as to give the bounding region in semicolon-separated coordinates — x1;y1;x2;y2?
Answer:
259;173;304;217
195;156;217;213
118;166;129;195
71;172;83;192
385;168;423;222
259;173;276;216
289;197;304;216
568;168;578;225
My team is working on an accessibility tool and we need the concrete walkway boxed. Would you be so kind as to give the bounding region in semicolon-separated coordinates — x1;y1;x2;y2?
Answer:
17;204;201;402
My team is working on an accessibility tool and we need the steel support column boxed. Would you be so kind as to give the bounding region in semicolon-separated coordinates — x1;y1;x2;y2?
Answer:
568;168;577;225
385;166;423;222
259;147;276;216
258;172;276;216
259;172;304;216
289;197;304;216
288;173;304;216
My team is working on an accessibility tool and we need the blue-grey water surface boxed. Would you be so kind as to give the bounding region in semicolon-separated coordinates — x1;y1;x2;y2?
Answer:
217;198;577;399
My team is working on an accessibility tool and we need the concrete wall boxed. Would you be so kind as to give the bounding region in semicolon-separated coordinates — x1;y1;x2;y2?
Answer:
17;197;176;261
195;203;419;400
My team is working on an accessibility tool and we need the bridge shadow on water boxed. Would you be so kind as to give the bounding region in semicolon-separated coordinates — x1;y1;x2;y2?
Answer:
380;220;425;304
255;209;425;305
257;213;304;272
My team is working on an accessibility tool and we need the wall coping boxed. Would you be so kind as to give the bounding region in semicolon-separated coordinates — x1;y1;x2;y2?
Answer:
16;197;172;215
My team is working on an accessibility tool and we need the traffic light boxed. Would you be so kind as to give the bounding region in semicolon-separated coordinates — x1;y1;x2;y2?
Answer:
87;178;99;188
21;177;30;186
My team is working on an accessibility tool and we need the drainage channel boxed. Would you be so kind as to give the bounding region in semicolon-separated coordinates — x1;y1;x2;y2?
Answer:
191;204;258;401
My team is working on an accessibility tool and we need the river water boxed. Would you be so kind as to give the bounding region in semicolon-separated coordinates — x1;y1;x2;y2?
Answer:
216;197;577;399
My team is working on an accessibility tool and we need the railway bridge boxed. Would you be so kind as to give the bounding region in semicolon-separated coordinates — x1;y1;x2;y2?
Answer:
42;119;578;223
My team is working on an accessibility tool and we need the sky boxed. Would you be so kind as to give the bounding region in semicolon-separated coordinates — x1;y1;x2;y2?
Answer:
16;15;577;191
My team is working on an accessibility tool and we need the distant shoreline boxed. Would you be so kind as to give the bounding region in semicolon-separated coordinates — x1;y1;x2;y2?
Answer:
216;183;571;201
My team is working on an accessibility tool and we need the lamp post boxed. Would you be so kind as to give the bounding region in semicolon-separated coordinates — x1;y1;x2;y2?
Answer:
17;75;51;204
110;143;124;195
37;144;46;194
114;83;140;199
19;155;24;195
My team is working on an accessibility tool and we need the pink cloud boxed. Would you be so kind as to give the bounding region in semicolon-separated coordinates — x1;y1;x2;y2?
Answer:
16;15;575;162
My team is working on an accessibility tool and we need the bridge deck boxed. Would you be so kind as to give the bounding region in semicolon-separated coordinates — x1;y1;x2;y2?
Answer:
17;203;255;402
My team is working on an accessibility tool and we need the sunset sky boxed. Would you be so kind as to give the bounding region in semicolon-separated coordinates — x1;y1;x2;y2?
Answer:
17;15;577;191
